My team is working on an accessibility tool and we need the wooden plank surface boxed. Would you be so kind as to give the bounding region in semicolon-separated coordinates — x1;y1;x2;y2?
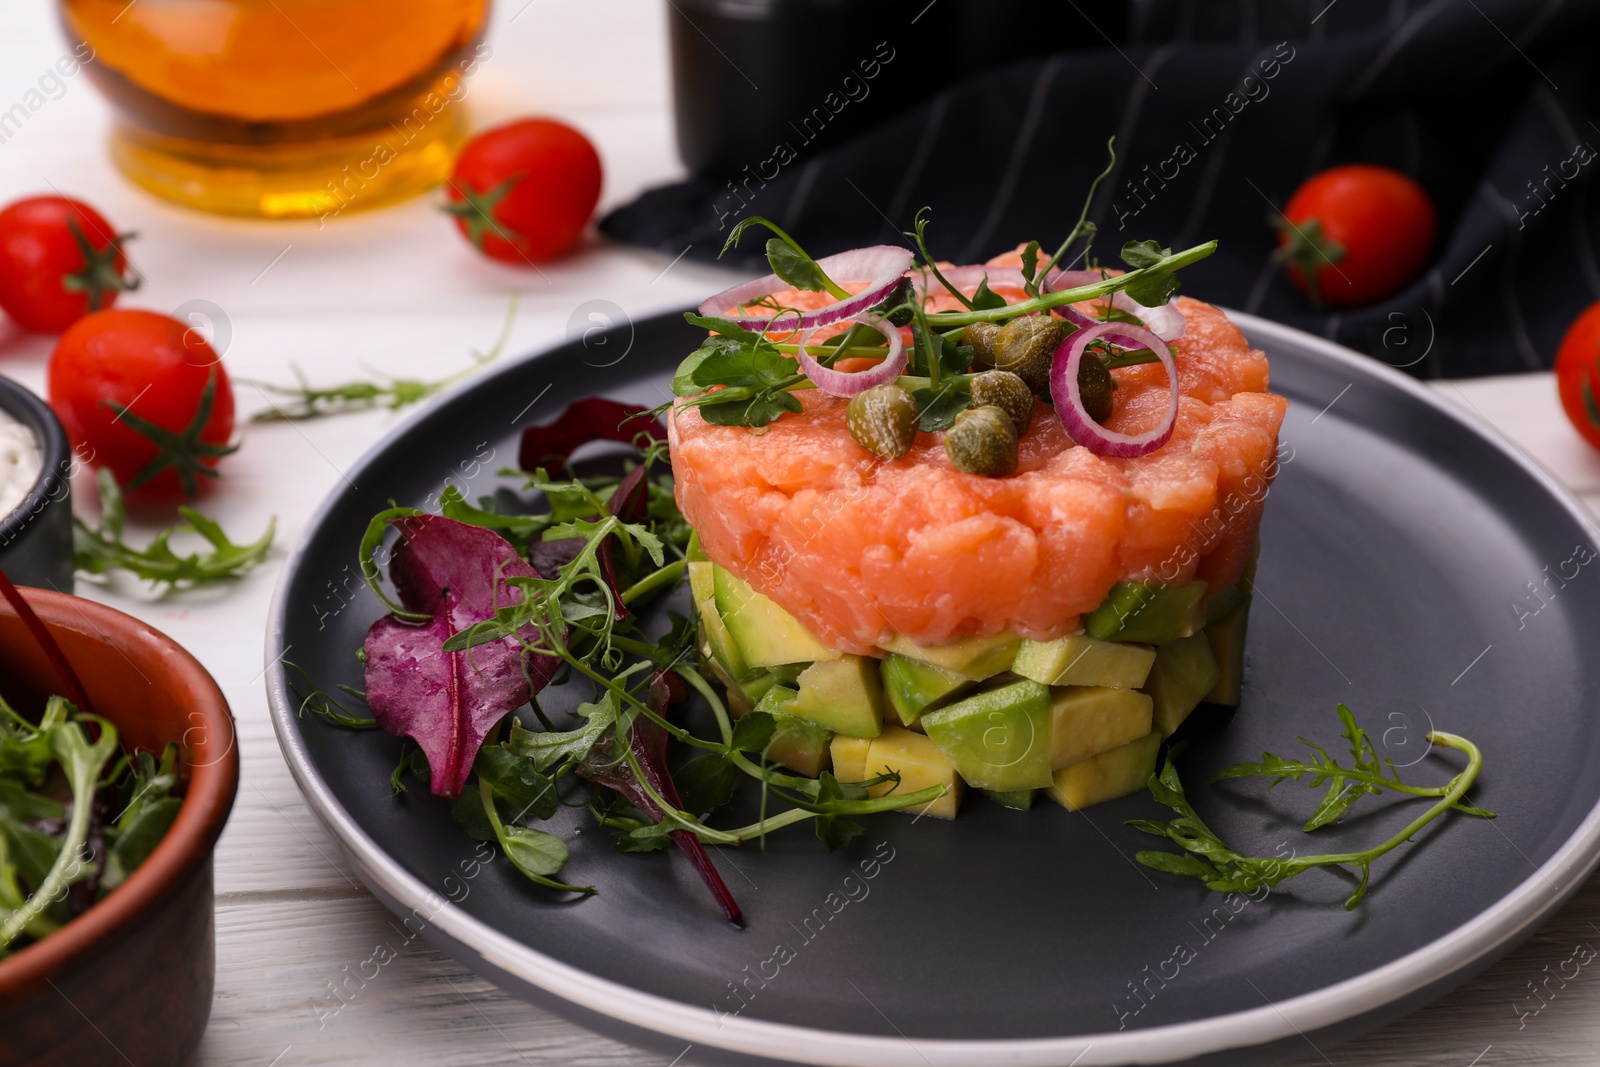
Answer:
1;2;1598;1064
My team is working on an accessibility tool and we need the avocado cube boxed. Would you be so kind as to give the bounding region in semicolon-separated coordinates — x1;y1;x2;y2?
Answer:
688;559;716;604
1204;582;1246;626
1084;581;1208;644
881;653;973;727
746;686;833;777
982;788;1037;810
921;679;1053;791
712;565;840;670
877;631;1021;680
706;656;761;716
1143;631;1222;736
1048;730;1162;811
864;726;964;819
1012;633;1157;689
784;656;883;738
1203;597;1251;707
751;683;797;715
830;734;872;783
1049;685;1155;769
698;600;750;681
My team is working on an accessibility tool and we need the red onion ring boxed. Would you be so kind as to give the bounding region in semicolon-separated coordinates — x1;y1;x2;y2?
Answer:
699;245;914;332
793;314;906;398
1043;270;1187;342
1049;321;1180;458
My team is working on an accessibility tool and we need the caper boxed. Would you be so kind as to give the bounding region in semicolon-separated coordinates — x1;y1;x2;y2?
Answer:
1077;351;1115;424
944;405;1018;477
962;322;1001;370
847;384;921;460
992;315;1065;394
969;369;1034;435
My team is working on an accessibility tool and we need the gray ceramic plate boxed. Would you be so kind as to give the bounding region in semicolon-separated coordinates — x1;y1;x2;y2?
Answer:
266;310;1600;1067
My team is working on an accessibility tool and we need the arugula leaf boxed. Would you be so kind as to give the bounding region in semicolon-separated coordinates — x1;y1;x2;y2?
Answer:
674;753;736;816
673;336;740;396
475;747;560;822
730;711;777;754
1120;239;1182;307
674;310;809;427
809;773;867;851
719;216;847;298
691;344;798;392
74;470;275;591
247;295;515;421
1;704;119;950
1132;706;1493;909
766;238;832;293
0;779;63;823
1215;703;1492;827
696;390;803;427
437;484;547;544
911;381;972;431
970;277;1008;311
1120;239;1171;270
508;695;617;772
499;824;571;875
1019;240;1041;294
477;779;595;894
102;797;181;891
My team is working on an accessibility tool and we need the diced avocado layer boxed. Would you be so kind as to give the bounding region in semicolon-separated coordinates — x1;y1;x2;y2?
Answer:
921;679;1053;791
1013;633;1156;689
1048;730;1162;811
1144;631;1221;736
712;566;840;669
881;653;973;727
785;656;883;738
1084;581;1207;644
694;550;1256;815
878;631;1021;680
1049;685;1154;770
1204;596;1250;707
863;726;964;819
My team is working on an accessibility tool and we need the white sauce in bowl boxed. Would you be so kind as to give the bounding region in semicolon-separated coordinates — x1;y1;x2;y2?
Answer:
0;407;42;519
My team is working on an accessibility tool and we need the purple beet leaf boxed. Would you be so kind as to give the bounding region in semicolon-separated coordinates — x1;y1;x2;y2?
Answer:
363;515;559;798
579;672;743;924
518;398;664;474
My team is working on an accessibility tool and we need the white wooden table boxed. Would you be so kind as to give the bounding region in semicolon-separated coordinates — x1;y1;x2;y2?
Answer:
3;3;1600;1064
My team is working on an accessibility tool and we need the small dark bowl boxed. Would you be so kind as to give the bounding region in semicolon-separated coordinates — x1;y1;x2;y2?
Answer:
0;376;74;593
0;588;238;1066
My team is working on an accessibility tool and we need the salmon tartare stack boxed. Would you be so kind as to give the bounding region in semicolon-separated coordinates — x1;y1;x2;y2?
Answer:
670;222;1286;819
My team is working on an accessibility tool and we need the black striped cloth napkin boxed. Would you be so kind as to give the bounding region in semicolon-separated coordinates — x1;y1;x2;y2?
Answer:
600;0;1600;379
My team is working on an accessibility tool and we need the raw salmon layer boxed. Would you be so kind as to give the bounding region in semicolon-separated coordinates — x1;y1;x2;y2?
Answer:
669;297;1289;656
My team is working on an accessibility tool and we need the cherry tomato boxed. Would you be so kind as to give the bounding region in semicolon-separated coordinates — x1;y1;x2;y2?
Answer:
1555;302;1600;452
48;309;236;499
1274;164;1436;309
443;118;602;264
0;196;139;333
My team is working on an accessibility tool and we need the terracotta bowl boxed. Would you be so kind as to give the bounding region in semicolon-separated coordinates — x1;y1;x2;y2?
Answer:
0;588;238;1066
